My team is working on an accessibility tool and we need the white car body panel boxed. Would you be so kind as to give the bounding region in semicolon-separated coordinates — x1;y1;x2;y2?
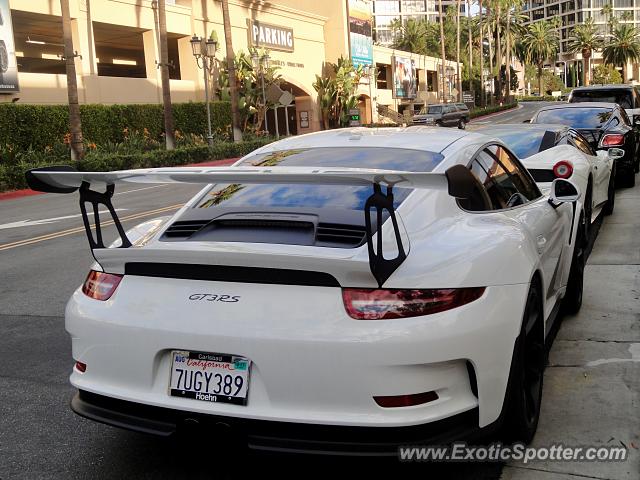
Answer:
46;127;583;444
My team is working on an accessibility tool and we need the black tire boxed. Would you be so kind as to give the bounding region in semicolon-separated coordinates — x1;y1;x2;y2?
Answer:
435;120;443;127
604;165;616;216
501;282;545;444
458;119;466;130
562;223;585;315
617;165;636;188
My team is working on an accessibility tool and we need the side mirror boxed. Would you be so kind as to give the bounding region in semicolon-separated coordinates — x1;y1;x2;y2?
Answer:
608;147;625;160
633;115;640;126
549;178;581;208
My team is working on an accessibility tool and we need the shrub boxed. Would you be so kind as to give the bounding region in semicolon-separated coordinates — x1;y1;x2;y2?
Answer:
0;138;272;192
0;101;233;151
469;102;518;119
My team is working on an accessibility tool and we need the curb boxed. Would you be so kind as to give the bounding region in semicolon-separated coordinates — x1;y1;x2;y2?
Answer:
0;157;241;202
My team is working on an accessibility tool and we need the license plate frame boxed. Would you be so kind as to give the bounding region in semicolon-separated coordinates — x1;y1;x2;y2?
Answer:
169;350;251;406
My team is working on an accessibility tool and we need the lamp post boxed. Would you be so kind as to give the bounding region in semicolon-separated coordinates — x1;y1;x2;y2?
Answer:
251;50;270;133
190;35;218;146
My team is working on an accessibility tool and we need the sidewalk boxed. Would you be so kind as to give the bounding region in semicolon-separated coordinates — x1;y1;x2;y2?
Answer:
501;182;640;479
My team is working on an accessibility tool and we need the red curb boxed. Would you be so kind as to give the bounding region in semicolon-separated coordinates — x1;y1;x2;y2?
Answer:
0;157;241;201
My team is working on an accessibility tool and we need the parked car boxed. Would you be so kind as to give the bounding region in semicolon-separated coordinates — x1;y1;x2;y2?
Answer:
478;123;617;239
530;102;638;187
26;128;584;454
412;103;470;129
569;84;640;171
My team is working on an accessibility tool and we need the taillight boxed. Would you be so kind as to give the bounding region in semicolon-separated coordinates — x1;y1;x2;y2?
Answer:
601;134;625;147
74;361;87;373
342;287;485;320
553;160;573;179
82;270;123;301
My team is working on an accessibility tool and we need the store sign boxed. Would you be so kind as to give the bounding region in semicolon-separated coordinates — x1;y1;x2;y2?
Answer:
392;56;416;99
0;0;19;93
248;20;294;53
347;0;373;67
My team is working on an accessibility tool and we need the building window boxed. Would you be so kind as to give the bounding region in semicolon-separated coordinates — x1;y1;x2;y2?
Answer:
375;15;397;28
167;34;182;80
374;29;394;44
401;0;426;12
614;0;632;7
376;63;389;89
374;0;400;13
11;10;66;75
93;22;147;78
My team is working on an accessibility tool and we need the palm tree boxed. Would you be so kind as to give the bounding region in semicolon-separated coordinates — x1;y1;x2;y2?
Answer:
602;23;640;83
438;0;448;101
522;21;559;95
60;0;83;160
467;0;473;76
479;0;485;106
495;1;503;102
567;17;602;86
600;3;614;37
221;0;242;142
390;18;429;54
156;0;175;150
456;0;463;101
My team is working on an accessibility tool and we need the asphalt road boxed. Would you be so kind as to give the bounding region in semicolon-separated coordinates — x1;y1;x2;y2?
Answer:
0;101;635;479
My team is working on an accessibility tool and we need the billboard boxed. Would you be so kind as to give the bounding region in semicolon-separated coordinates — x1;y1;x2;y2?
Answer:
392;55;416;99
348;0;373;67
0;0;18;93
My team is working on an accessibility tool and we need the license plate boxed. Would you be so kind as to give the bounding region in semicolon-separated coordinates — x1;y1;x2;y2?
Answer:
169;350;251;405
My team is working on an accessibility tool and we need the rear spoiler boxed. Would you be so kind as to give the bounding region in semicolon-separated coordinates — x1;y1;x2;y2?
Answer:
26;165;464;287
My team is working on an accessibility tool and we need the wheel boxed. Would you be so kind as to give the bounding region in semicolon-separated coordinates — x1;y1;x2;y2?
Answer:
435;120;443;127
616;167;636;188
562;222;585;315
501;282;545;444
604;165;616;216
458;119;466;130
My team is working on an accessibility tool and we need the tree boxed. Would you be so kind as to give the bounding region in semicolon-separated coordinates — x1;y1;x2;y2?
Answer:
479;0;485;106
592;63;623;84
438;0;448;101
156;0;175;150
60;0;83;160
600;4;614;37
522;21;559;95
602;23;640;83
221;0;242;142
312;57;363;129
456;0;463;101
567;17;602;86
467;0;473;77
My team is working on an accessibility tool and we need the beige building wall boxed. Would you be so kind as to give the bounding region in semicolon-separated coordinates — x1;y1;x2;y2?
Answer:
2;0;461;132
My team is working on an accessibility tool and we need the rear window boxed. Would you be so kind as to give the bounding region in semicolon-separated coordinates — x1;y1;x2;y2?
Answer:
570;89;633;109
197;147;444;210
427;106;442;114
492;130;547;158
534;108;614;129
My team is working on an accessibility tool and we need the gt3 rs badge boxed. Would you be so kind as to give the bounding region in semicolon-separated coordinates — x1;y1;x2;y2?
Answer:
188;294;241;303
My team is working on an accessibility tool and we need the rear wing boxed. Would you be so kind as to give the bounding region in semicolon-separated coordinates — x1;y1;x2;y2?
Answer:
26;165;458;287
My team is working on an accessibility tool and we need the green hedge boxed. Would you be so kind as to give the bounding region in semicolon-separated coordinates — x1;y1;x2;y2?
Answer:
517;96;558;102
469;102;518;119
0;101;232;151
0;139;270;192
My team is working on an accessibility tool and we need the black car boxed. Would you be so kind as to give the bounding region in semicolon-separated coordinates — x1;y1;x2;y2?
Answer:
530;103;638;187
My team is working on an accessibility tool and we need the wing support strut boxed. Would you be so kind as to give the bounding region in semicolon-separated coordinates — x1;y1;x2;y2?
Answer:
79;181;132;250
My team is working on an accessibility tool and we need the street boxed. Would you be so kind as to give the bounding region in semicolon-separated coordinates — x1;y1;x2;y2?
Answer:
0;102;638;479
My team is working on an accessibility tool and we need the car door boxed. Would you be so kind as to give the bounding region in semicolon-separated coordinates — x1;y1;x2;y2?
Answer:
443;105;456;126
471;146;572;312
570;130;610;208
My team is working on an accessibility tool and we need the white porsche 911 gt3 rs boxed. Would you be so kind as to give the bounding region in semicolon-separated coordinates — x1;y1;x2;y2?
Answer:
27;127;584;455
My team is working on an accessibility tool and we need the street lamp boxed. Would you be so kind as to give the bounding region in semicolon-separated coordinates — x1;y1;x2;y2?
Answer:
190;34;218;146
251;50;270;133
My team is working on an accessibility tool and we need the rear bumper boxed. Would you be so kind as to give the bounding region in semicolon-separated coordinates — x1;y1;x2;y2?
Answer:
71;390;488;456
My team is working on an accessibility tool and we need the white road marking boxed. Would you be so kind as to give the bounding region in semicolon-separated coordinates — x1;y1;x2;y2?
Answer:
585;343;640;367
114;185;165;196
0;209;127;230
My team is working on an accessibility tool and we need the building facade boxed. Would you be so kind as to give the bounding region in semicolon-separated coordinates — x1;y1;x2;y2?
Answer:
0;0;459;134
372;0;465;45
522;0;640;84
